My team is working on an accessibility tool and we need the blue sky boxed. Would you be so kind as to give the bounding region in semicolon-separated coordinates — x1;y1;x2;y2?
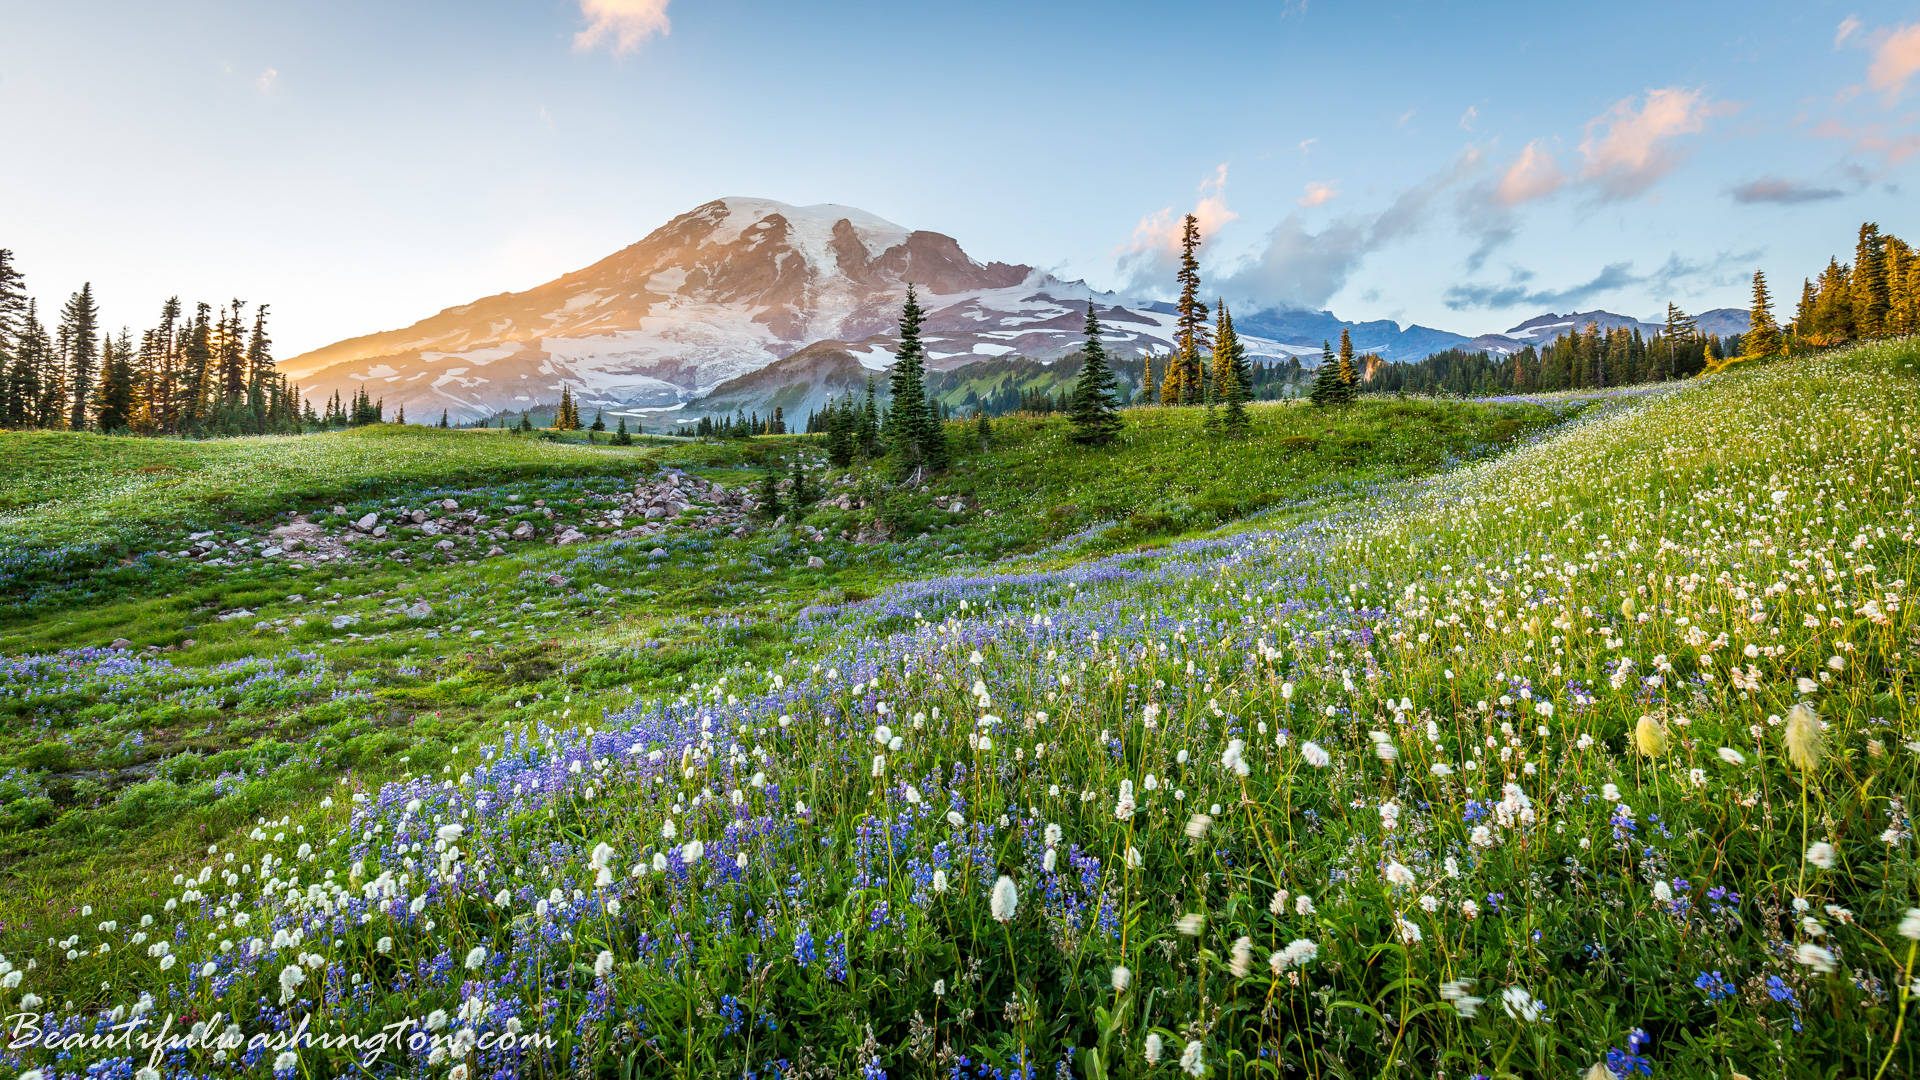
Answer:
2;0;1917;355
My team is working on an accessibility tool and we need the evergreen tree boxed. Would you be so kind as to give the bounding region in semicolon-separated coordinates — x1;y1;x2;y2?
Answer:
1215;300;1251;436
1310;340;1351;407
790;458;817;509
826;393;855;468
1854;222;1890;338
439;409;450;428
58;283;99;430
5;301;45;428
591;409;606;432
31;298;67;428
1741;269;1781;358
860;376;881;458
1068;300;1122;445
974;406;991;448
0;252;25;426
613;416;632;445
396;404;406;425
1337;327;1358;396
1170;214;1209;404
93;328;136;432
217;299;248;403
886;285;937;478
757;456;784;520
181;302;213;429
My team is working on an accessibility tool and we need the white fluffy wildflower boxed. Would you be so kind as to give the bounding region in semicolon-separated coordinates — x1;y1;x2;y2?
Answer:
990;875;1019;922
1301;741;1331;767
1794;942;1836;973
1501;986;1543;1022
1229;936;1254;977
464;946;487;971
1178;1039;1205;1077
1440;978;1483;1017
1806;841;1837;870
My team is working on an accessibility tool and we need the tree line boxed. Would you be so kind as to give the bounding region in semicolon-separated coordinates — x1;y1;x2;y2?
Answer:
0;250;307;436
1742;221;1918;359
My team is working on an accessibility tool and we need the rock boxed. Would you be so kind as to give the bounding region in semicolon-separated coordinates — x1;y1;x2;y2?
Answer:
261;545;284;558
330;615;359;630
370;527;387;539
441;498;459;511
180;638;196;648
406;601;433;618
649;547;667;558
354;513;378;532
110;638;131;650
807;556;825;570
544;573;569;587
948;501;965;514
331;505;347;516
556;528;587;546
511;522;535;540
644;507;666;520
216;608;254;622
433;539;455;551
420;522;442;537
486;546;504;557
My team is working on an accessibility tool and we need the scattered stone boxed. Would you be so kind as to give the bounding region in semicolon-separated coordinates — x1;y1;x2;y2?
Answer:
948;501;966;514
433;539;455;551
807;556;825;570
110;638;131;650
441;498;460;511
354;513;378;532
544;573;569;588
421;522;442;537
330;615;359;630
332;505;347;516
511;522;535;540
556;528;587;546
216;608;254;622
649;548;667;558
486;546;505;557
406;601;433;618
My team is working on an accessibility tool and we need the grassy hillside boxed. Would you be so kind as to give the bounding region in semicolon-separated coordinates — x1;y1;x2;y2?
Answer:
0;352;1909;1078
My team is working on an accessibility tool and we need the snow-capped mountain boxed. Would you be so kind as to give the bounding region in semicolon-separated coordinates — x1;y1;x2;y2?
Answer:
282;198;1207;422
283;198;1754;422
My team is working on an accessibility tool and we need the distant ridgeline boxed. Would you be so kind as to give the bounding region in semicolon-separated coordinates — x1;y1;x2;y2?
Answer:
1351;220;1918;397
0;249;307;436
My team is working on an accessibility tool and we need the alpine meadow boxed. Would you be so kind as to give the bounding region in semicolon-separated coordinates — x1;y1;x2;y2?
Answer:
3;3;1920;1078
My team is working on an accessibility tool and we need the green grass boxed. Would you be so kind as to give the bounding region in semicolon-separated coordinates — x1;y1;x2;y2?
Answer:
0;398;1549;898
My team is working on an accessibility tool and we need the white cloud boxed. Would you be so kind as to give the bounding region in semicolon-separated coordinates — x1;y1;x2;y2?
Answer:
1835;15;1862;48
1458;105;1477;131
573;0;671;56
1576;87;1734;201
255;68;278;94
1297;181;1338;207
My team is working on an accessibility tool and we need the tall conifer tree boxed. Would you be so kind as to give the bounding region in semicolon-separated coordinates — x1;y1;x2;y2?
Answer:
886;285;935;477
1169;215;1210;404
59;283;99;430
1742;270;1780;358
1215;300;1250;435
1068;300;1122;445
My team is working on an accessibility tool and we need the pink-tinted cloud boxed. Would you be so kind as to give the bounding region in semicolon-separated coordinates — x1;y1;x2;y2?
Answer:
1867;23;1920;101
1812;117;1920;168
1493;140;1564;206
1576;87;1736;200
574;0;671;56
1835;15;1861;48
1118;166;1238;290
1297;181;1339;207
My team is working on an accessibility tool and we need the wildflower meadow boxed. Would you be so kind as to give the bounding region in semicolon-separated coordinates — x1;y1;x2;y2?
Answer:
0;341;1916;1080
